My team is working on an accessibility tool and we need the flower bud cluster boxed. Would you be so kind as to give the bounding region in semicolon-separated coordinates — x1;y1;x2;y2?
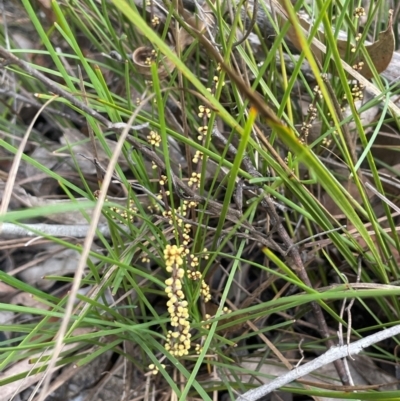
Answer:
94;191;137;222
198;105;211;119
351;83;365;102
300;103;317;143
144;49;157;65
187;250;211;301
196;63;223;142
163;244;192;356
157;175;171;200
162;240;211;356
201;306;232;330
354;7;366;18
110;198;137;222
148;363;165;375
188;172;201;187
192;150;203;164
147;130;161;147
151;16;160;27
159;174;213;356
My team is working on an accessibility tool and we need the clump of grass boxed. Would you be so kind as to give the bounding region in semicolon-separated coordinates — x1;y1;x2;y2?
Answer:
0;0;400;400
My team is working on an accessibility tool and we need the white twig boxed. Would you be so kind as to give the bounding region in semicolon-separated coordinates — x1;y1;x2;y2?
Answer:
236;324;400;401
0;223;125;239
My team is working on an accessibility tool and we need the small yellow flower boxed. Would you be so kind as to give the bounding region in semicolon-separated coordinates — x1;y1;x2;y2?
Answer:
148;363;165;375
151;16;160;26
198;105;211;118
354;7;366;18
192;150;203;163
147;131;161;147
188;172;201;187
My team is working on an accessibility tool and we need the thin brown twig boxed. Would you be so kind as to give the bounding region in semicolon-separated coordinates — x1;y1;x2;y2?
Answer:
231;0;259;48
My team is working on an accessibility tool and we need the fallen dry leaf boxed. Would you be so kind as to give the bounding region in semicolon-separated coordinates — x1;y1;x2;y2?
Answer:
59;128;129;172
17;245;89;290
277;1;394;79
0;282;19;301
0;336;94;400
336;13;394;79
349;355;397;390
